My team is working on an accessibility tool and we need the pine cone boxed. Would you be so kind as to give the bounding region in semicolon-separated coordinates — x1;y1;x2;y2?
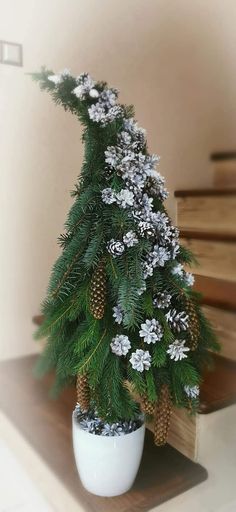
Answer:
140;395;156;415
185;298;200;350
76;374;90;410
90;260;106;319
154;384;172;446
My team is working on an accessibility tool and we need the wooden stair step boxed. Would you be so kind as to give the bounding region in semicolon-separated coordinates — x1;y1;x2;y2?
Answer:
211;151;236;189
0;355;207;509
193;275;236;311
202;304;236;362
199;354;236;413
175;189;236;234
180;235;236;282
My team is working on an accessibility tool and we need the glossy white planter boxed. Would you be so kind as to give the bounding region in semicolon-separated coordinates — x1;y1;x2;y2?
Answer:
72;412;145;497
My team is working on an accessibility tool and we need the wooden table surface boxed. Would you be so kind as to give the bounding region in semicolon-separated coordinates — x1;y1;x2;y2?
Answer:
0;355;207;512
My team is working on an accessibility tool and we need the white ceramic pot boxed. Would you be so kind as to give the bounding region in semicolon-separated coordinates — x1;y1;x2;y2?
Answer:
72;412;145;497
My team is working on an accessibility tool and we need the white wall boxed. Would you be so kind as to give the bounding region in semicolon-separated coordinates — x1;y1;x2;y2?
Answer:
1;0;236;359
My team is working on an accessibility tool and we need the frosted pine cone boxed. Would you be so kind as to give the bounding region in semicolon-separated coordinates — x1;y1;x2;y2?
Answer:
167;339;190;361
107;239;125;257
139;319;163;344
110;334;131;356
129;349;151;372
165;308;189;332
153;292;172;309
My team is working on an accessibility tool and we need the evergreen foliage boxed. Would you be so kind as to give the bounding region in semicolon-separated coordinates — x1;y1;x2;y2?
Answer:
32;68;219;424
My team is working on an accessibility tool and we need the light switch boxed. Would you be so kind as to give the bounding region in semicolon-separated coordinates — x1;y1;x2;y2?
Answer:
0;41;23;66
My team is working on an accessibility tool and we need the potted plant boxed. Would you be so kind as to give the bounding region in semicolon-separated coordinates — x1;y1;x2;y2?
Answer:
32;68;218;497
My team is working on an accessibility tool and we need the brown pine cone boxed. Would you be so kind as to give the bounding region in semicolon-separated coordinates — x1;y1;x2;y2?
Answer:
154;384;172;446
185;297;200;350
76;374;90;410
140;394;156;415
90;260;106;319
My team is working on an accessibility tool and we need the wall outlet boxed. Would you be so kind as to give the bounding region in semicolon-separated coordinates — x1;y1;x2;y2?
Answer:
0;41;23;66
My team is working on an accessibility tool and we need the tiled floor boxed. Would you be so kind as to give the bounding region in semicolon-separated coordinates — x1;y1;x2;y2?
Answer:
0;405;235;512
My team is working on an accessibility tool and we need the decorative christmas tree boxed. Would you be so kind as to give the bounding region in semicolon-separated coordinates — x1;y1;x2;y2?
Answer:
33;68;218;444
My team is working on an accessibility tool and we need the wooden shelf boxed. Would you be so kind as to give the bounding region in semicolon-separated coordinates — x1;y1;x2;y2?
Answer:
0;356;207;512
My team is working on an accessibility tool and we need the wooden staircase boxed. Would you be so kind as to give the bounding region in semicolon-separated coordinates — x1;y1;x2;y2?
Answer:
32;152;236;463
165;151;236;460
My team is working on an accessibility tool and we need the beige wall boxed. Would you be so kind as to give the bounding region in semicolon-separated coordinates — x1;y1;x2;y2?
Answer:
1;0;236;359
